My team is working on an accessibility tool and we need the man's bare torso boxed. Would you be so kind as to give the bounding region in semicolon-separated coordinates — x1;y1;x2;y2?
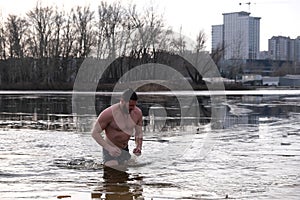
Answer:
100;103;141;148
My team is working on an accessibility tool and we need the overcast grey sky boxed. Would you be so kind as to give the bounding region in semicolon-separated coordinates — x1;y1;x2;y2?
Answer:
0;0;299;51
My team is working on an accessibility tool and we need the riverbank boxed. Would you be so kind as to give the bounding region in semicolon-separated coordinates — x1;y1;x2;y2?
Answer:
0;81;252;91
2;80;300;93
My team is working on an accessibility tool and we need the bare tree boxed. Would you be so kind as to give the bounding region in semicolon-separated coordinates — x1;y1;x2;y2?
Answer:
4;15;29;83
117;3;139;57
96;1;173;59
27;2;55;58
72;5;95;58
0;19;7;60
170;26;186;55
273;62;299;76
5;15;28;58
61;11;76;59
26;2;58;85
49;8;64;58
96;3;107;59
195;29;206;53
211;44;224;64
129;3;172;51
97;1;124;59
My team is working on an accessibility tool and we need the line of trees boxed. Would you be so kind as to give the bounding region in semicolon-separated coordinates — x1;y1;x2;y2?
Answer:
0;1;171;60
0;1;208;89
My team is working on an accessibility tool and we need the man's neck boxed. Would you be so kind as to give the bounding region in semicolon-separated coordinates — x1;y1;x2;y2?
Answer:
119;103;129;114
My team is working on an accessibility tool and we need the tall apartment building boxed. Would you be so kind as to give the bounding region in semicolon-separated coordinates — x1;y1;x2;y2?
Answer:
211;25;223;51
269;36;290;61
296;37;300;62
212;11;261;60
269;36;300;62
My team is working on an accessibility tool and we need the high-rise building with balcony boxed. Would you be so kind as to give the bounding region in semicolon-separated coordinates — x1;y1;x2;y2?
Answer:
269;36;289;61
268;36;297;61
212;11;261;60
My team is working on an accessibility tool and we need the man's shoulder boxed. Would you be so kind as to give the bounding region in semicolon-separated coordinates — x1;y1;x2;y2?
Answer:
134;106;142;115
103;104;118;112
99;104;115;118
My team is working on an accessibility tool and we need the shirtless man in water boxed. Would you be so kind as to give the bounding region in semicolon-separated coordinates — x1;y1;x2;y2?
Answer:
92;88;143;167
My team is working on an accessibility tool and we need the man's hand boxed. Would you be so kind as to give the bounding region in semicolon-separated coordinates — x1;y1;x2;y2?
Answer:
107;146;121;157
133;147;142;156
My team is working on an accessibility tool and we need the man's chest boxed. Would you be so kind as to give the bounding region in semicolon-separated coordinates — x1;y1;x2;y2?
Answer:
110;113;137;131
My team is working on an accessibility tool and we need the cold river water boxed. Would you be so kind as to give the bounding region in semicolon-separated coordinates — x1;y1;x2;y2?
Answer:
0;90;299;200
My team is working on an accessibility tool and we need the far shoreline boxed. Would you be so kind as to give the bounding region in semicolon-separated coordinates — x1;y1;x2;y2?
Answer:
0;80;299;92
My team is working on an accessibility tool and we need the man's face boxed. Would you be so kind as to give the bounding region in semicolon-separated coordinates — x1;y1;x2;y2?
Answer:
128;100;137;113
121;99;137;114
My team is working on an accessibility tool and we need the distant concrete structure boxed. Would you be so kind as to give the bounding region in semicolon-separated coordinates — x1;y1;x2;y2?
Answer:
279;75;300;87
203;77;235;84
258;51;269;60
262;76;279;86
241;74;262;86
220;59;294;77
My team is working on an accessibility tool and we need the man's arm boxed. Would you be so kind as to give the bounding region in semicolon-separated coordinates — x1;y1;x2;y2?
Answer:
91;117;110;150
91;108;121;157
133;111;143;155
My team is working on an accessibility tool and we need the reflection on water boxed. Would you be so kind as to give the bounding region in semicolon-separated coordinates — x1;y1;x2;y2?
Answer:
1;91;298;132
94;167;143;200
0;91;300;200
0;92;212;131
0;91;299;132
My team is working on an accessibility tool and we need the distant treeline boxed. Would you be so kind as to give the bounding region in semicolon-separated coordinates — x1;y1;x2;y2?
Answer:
0;57;83;90
0;49;208;90
0;1;210;90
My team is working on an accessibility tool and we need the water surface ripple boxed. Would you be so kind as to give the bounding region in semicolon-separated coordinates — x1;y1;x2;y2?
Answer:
0;92;300;199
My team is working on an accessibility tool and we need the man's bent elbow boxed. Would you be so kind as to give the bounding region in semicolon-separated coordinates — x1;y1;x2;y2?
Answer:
91;128;98;140
91;123;102;139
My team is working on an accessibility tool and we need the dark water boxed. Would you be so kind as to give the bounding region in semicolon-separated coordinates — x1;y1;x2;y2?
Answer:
0;90;300;199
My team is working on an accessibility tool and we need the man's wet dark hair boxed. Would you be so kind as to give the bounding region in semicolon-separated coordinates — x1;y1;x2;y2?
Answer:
121;88;138;102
